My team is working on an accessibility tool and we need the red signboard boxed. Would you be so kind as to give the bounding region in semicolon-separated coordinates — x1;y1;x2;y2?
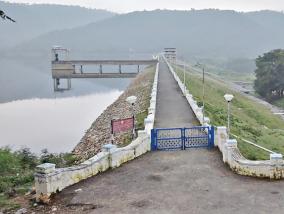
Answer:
111;117;134;134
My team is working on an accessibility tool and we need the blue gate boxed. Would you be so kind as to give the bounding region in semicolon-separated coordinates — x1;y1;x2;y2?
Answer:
151;126;214;151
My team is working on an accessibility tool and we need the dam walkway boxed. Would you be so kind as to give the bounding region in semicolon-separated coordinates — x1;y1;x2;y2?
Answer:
43;59;284;214
154;60;199;128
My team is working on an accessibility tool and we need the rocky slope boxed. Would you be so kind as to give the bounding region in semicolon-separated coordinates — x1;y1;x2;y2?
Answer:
73;67;155;162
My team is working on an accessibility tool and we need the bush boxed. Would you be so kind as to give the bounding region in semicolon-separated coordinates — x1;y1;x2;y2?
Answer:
40;149;78;168
0;147;78;194
0;174;34;193
0;148;21;175
16;148;38;170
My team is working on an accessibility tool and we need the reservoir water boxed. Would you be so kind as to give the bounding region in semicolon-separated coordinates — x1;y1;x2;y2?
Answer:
0;91;122;154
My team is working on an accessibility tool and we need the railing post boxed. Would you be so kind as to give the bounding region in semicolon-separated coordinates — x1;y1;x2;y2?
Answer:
151;129;156;151
119;64;122;73
182;128;185;150
209;126;215;149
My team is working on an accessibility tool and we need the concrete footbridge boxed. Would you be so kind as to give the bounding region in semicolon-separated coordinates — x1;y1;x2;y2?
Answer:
51;47;158;91
35;54;284;213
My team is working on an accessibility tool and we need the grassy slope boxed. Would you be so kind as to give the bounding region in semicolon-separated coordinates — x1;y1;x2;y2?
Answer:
272;98;284;109
204;63;256;82
174;66;284;160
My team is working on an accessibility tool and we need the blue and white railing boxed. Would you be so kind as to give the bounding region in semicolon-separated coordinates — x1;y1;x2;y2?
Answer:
164;56;284;179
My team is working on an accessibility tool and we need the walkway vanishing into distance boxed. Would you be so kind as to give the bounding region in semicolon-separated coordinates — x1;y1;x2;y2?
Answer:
43;59;284;214
154;60;199;128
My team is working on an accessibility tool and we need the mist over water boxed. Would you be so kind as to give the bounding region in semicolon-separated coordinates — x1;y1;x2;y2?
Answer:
0;91;122;154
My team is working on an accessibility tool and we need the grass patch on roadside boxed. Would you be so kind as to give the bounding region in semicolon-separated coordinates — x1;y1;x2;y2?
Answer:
136;110;148;131
174;66;284;160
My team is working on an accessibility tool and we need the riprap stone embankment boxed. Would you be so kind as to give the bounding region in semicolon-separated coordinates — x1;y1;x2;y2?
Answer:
73;67;155;162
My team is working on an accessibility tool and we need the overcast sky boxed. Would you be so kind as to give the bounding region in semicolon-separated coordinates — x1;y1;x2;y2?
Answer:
5;0;284;13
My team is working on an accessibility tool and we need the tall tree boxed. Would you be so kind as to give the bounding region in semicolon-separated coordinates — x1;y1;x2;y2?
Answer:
254;49;284;101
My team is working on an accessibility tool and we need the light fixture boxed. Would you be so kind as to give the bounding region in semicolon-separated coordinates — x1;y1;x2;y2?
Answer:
224;94;234;102
126;96;137;106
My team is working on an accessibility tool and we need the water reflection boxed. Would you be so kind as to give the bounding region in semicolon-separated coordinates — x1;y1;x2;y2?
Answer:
0;91;122;154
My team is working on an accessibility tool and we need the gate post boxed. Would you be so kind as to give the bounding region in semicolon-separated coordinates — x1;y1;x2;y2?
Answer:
151;129;157;151
209;126;215;149
182;128;185;150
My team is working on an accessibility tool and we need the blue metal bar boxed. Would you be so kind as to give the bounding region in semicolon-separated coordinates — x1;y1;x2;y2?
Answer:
185;145;209;148
184;126;210;129
209;126;215;148
155;128;183;131
184;136;208;139
182;128;185;150
157;137;183;140
151;129;156;151
153;126;215;151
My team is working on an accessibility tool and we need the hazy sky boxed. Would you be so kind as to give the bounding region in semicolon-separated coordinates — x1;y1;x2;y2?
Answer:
5;0;284;13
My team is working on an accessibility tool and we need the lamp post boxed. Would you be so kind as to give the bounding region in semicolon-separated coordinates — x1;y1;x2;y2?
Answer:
195;63;205;125
180;56;186;95
224;94;234;137
183;62;186;95
126;96;137;139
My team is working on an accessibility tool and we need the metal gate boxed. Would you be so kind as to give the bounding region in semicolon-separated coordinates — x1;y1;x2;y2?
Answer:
151;126;214;151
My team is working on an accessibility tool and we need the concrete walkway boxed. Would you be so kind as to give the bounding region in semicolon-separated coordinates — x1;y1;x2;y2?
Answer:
46;150;284;214
37;59;284;214
154;60;199;128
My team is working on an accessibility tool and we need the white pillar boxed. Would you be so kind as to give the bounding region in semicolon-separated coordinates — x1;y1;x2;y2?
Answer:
270;153;284;179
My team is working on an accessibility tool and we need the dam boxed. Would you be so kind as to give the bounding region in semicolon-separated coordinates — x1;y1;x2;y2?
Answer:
51;46;158;91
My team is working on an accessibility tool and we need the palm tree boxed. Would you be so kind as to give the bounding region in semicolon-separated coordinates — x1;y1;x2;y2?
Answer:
0;10;16;22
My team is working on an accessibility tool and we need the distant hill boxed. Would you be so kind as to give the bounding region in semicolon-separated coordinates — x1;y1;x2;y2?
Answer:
12;9;284;59
0;1;115;49
2;8;284;103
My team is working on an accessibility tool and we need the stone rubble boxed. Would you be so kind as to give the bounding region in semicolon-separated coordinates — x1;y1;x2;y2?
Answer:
73;68;155;162
15;208;27;214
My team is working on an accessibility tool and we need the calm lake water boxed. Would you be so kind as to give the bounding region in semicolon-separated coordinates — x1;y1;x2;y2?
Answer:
0;91;122;154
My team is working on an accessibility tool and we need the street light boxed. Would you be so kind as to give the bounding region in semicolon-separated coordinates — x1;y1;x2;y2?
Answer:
179;56;187;95
183;62;186;95
126;96;137;139
224;94;234;137
195;62;205;125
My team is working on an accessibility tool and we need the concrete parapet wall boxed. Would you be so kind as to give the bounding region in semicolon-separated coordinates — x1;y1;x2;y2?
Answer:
145;61;159;134
35;152;110;201
216;127;284;179
35;61;159;202
164;57;284;179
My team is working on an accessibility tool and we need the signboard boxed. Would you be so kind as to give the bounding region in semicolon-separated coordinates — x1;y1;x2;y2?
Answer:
111;117;134;134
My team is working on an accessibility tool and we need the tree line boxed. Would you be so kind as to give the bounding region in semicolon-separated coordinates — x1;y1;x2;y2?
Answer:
254;49;284;101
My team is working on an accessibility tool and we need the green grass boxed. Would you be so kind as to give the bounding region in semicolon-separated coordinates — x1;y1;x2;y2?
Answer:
205;63;256;82
0;147;79;211
174;66;284;160
0;194;21;212
136;110;148;131
272;98;284;109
